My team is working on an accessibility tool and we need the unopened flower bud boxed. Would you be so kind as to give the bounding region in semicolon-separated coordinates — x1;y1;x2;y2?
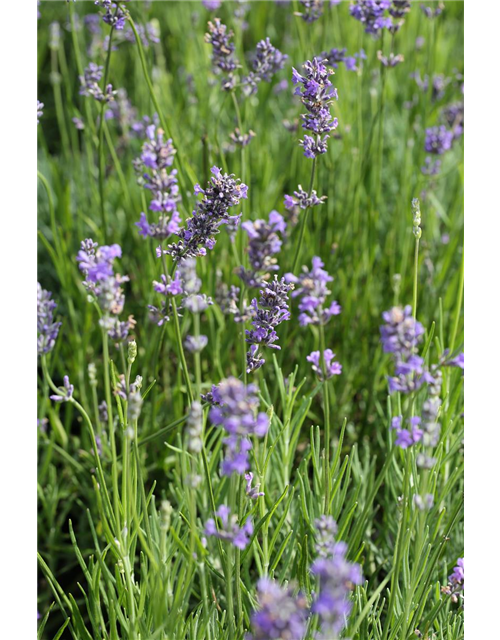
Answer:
160;500;173;531
127;340;137;365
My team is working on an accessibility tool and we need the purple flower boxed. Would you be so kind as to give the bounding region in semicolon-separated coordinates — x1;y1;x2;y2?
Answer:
350;0;393;37
76;239;132;342
50;375;74;403
421;156;442;176
247;578;308;640
209;377;269;475
441;101;464;139
239;211;287;287
377;50;404;67
205;505;253;549
202;0;222;10
319;47;347;69
295;0;324;23
307;349;342;380
390;415;423;449
311;517;363;637
243;38;288;95
229;128;256;148
286;256;341;326
37;283;62;356
284;185;327;212
292;58;339;158
424;125;454;155
37;100;44;124
133;124;180;239
168;166;247;260
95;1;128;31
205;19;240;90
184;334;208;353
245;472;265;499
380;306;424;361
442;557;464;603
79;62;116;103
246;277;294;373
421;2;444;19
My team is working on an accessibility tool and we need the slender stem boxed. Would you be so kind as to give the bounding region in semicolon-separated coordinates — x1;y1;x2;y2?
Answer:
292;157;317;273
413;237;420;318
102;328;122;538
449;251;464;352
318;320;331;513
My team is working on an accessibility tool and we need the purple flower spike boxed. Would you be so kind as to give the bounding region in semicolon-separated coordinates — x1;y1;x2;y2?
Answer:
248;578;308;640
37;283;62;356
292;58;339;158
133;124;181;240
311;517;363;637
205;18;240;91
204;505;253;549
209;377;269;476
307;349;342;380
239;211;286;287
350;0;394;37
245;472;265;500
242;38;288;95
442;557;464;604
286;256;341;326
424;125;454;155
246;276;294;373
167;167;247;260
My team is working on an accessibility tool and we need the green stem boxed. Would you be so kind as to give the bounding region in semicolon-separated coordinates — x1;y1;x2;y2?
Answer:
318;321;331;513
413;237;420;318
292;157;317;273
98;24;116;243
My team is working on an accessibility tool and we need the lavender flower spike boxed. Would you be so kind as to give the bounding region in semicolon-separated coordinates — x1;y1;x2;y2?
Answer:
209;377;269;476
37;100;44;124
167;166;247;261
246;276;294;373
286;256;341;326
248;578;308;640
307;349;342;380
205;18;240;91
292;58;339;158
204;505;253;549
239;211;286;287
311;517;363;638
37;283;62;356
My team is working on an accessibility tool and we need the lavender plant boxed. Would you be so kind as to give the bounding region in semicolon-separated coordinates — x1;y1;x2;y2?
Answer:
36;3;464;640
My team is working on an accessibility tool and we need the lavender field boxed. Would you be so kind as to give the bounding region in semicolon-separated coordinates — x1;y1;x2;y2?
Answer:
37;1;464;639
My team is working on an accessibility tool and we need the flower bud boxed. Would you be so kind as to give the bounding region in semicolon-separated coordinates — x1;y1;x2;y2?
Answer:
127;340;137;365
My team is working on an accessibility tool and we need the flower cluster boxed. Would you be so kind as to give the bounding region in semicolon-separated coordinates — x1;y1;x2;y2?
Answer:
307;349;342;380
246;276;294;373
424;125;454;155
202;0;222;10
167;166;247;260
209;377;269;475
239;211;287;287
442;101;464;140
311;517;363;638
115;374;143;424
37;283;62;356
133;124;181;240
187;401;203;453
76;239;134;343
95;1;128;31
441;558;464;603
243;38;288;95
79;62;116;103
204;505;253;549
245;472;264;500
390;415;423;449
377;50;404;68
37;100;44;124
205;19;240;91
421;2;444;19
247;578;308;640
319;47;367;73
229;128;256;148
295;0;324;23
50;376;74;404
286;256;341;326
284;186;327;211
292;58;339;158
350;0;393;37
